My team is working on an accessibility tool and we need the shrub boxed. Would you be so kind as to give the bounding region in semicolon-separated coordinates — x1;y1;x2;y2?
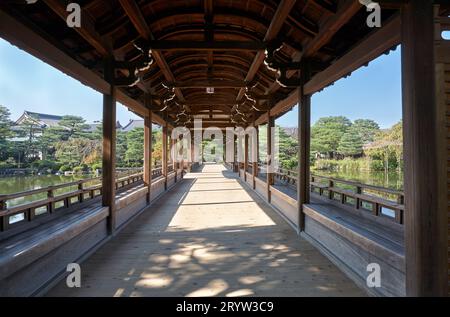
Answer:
73;164;90;174
91;163;102;171
370;159;385;171
59;165;71;173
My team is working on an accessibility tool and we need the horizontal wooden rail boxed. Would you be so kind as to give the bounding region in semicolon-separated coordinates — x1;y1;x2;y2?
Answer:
310;174;404;224
255;163;405;224
0;171;148;232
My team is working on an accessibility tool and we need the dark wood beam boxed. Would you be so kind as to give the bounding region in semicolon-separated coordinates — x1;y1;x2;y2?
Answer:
304;13;401;95
170;80;248;88
0;9;168;126
266;0;362;95
144;95;152;203
266;113;274;202
237;0;297;101
43;0;110;55
297;61;311;231
255;12;401;125
204;0;214;76
102;56;117;234
401;0;448;296
144;40;265;51
162;113;168;190
43;0;153;96
118;0;185;102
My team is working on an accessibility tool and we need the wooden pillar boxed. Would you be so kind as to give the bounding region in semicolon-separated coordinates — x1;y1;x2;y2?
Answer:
191;131;195;170
234;134;238;172
171;134;177;182
144;97;152;203
401;0;447;296
298;61;311;231
102;57;116;234
253;123;259;189
267;113;274;202
162;115;168;190
223;133;226;163
244;132;249;181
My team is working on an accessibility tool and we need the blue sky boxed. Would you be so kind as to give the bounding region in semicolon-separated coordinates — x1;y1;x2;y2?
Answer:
0;37;401;129
0;38;140;125
277;47;402;129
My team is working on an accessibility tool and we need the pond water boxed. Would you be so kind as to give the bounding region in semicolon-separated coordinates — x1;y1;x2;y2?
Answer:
311;169;404;191
0;174;96;207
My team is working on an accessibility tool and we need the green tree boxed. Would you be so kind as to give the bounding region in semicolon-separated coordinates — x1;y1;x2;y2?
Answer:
14;118;42;163
311;116;352;158
337;127;363;157
49;115;90;141
365;120;403;172
277;126;298;169
352;119;379;144
116;130;128;167
0;105;12;160
124;128;144;166
55;138;99;169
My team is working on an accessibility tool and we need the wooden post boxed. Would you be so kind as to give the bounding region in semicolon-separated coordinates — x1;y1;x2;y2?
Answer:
162;116;168;190
401;0;447;296
244;132;249;181
233;134;238;172
254;125;259;178
267;113;274;202
298;61;311;231
252;125;258;189
144;96;152;203
223;133;226;164
191;131;195;171
102;56;116;234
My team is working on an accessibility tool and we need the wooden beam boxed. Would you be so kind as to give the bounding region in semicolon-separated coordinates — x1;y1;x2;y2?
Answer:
266;113;274;202
43;0;109;55
0;10;109;93
401;0;448;296
244;133;249;181
255;13;401;124
162;114;168;190
145;40;265;51
118;0;185;101
102;57;117;234
266;0;362;95
144;96;152;203
298;61;311;231
237;0;297;100
304;13;401;95
170;80;248;88
0;8;168;128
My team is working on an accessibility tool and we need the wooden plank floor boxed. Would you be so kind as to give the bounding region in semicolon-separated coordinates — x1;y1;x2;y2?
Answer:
47;164;365;297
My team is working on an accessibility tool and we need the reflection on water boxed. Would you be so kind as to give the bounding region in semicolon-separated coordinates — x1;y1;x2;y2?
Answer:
312;169;403;191
0;174;95;207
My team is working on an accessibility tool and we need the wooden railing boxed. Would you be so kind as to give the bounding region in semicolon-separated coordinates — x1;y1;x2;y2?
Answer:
253;163;405;224
310;174;404;224
152;165;162;178
0;172;144;232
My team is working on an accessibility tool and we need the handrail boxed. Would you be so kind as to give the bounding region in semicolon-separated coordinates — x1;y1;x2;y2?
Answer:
254;163;405;224
0;172;145;232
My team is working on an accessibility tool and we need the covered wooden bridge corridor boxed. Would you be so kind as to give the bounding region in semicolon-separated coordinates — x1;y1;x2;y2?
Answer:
0;1;449;297
47;164;364;297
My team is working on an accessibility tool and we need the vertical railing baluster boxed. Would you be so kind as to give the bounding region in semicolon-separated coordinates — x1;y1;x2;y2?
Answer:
355;186;362;209
48;188;54;213
0;199;7;231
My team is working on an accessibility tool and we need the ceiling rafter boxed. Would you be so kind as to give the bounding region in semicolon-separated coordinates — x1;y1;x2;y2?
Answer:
42;0;151;94
266;0;362;95
236;0;298;102
118;0;185;103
